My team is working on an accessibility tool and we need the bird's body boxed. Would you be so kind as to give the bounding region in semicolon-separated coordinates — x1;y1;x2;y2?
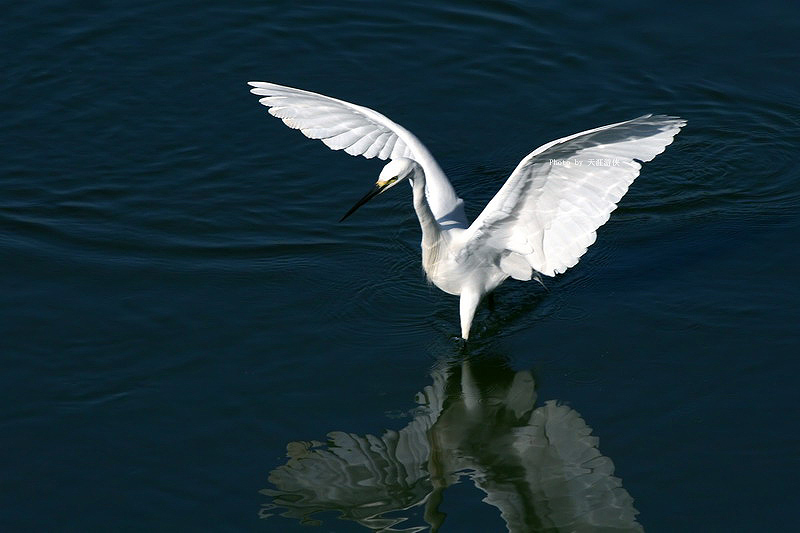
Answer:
403;164;508;336
249;82;686;339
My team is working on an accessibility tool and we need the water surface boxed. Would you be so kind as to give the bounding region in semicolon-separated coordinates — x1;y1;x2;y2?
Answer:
2;1;799;531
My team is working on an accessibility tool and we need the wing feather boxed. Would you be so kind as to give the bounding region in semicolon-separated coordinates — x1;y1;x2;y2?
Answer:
377;134;398;160
249;81;465;225
251;82;426;162
362;131;392;159
252;85;409;160
462;115;686;277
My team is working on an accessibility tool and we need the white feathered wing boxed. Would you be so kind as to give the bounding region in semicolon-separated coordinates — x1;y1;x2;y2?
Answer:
248;81;464;223
461;114;686;279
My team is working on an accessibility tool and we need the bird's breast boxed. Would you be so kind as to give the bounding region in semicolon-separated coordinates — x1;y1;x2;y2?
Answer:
423;241;505;297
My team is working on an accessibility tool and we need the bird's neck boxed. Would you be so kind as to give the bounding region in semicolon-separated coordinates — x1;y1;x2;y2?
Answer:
417;158;466;228
410;166;444;278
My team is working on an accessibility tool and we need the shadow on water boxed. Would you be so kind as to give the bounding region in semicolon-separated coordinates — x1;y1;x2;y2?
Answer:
259;348;643;532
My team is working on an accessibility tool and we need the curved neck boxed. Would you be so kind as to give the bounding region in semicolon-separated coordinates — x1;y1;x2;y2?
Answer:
410;165;444;277
388;124;465;228
411;165;440;237
415;162;467;230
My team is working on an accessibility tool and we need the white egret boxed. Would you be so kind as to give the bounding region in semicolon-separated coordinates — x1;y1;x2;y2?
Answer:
249;82;685;339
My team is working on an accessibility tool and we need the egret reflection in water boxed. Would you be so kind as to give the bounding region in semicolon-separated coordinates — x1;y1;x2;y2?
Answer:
260;356;643;532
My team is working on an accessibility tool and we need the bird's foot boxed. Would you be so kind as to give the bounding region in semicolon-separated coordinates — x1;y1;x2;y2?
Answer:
458;337;470;353
448;335;469;353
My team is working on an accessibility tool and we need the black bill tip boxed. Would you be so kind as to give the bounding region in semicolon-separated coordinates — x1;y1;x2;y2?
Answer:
339;183;385;222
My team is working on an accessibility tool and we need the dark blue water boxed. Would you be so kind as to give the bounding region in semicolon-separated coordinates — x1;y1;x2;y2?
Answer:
3;1;799;531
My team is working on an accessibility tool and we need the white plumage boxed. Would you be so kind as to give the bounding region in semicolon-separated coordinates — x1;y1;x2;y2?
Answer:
249;81;685;339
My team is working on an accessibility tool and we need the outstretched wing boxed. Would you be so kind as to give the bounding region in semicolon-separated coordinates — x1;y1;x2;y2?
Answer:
249;81;420;160
462;115;686;279
248;81;463;224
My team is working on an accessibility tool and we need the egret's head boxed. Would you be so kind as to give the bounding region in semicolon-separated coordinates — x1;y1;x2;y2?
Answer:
340;158;416;222
378;158;416;185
